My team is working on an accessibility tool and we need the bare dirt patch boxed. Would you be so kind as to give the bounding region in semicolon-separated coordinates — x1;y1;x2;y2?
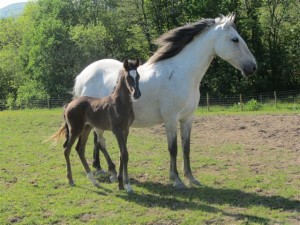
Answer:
139;113;300;198
146;114;299;153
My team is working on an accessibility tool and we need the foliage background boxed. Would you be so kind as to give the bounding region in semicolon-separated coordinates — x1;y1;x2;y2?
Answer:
0;0;299;107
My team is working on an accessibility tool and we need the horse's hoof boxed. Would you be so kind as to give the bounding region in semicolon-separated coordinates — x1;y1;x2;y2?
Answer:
93;182;100;188
69;181;75;187
173;182;187;189
189;179;201;186
110;174;118;183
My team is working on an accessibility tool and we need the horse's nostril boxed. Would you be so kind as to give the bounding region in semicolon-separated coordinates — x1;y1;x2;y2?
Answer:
253;65;257;72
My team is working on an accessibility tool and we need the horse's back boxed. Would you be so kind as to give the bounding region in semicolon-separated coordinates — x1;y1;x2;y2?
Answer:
74;59;123;98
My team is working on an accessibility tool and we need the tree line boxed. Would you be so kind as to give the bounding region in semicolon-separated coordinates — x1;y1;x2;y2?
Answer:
0;0;299;108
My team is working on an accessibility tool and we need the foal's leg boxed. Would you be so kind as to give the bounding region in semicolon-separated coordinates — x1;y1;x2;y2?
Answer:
123;129;132;192
180;116;201;186
94;129;117;182
164;119;186;189
76;126;99;187
64;135;77;186
92;131;104;173
114;128;133;193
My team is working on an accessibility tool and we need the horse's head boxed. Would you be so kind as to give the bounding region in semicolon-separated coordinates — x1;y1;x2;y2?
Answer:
214;14;257;77
123;59;141;100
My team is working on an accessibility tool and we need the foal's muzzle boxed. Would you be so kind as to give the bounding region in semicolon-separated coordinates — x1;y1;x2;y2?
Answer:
133;88;141;99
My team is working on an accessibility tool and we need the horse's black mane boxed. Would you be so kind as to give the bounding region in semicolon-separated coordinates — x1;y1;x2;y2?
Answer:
147;19;215;64
147;15;236;64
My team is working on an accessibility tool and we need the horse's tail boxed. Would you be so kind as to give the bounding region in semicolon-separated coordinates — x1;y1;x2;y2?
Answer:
46;123;69;146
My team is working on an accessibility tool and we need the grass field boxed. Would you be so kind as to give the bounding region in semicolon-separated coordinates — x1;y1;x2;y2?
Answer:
0;108;299;224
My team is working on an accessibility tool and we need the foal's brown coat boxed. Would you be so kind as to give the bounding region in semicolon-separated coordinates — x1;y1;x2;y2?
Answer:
50;59;140;192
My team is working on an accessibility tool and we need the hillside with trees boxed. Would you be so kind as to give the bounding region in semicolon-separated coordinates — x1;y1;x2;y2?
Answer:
0;0;299;108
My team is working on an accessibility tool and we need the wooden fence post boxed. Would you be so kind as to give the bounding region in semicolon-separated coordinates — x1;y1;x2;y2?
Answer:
47;96;51;109
260;94;262;104
274;91;277;108
240;94;243;111
206;93;210;112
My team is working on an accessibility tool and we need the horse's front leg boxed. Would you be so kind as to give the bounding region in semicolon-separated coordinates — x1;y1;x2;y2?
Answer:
92;131;103;172
180;116;201;186
164;120;186;189
114;128;133;193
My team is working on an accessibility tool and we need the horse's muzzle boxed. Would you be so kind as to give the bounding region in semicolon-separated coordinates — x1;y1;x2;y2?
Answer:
242;61;257;76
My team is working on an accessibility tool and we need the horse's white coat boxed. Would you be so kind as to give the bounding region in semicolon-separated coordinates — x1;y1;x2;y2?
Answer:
74;14;256;187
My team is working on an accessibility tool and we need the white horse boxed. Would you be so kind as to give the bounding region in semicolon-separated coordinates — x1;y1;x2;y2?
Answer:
74;14;257;189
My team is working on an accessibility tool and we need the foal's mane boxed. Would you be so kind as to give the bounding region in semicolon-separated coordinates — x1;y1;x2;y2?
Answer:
111;68;127;94
147;14;236;64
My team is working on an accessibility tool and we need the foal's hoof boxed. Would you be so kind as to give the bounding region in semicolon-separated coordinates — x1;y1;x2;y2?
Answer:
95;169;107;177
69;181;75;187
173;182;187;190
125;184;134;193
110;174;118;183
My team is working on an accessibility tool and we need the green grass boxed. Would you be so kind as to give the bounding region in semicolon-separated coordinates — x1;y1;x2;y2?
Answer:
195;101;300;116
0;109;299;224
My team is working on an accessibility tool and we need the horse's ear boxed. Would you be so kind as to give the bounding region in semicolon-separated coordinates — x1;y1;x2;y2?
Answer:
135;58;140;67
230;12;236;23
123;59;129;70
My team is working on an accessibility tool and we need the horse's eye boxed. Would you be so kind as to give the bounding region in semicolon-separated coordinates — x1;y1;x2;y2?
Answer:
232;37;239;43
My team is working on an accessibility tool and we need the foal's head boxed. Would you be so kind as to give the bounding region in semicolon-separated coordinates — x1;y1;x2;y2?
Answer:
122;59;141;100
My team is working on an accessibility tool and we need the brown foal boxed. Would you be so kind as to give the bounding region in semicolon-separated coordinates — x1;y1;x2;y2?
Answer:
50;59;140;192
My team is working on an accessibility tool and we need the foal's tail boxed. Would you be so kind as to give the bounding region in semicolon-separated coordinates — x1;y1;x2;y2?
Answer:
45;105;69;148
46;123;69;148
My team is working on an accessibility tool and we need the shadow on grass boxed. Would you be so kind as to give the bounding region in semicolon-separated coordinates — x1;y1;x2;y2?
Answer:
115;179;299;224
130;180;299;212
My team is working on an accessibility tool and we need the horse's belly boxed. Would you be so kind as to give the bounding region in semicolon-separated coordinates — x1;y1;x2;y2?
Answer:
130;98;164;128
179;91;200;120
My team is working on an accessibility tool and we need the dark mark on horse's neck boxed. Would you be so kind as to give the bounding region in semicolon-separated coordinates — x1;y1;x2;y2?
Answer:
168;71;175;80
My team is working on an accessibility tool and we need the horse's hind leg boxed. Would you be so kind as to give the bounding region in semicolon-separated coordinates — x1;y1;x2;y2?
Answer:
180;116;200;186
76;126;99;187
94;129;117;182
64;135;77;186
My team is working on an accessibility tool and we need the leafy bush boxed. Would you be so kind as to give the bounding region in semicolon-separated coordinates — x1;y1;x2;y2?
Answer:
15;80;47;108
244;99;262;111
6;93;16;110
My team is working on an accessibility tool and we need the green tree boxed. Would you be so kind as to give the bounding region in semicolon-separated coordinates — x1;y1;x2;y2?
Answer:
259;0;300;91
17;0;78;105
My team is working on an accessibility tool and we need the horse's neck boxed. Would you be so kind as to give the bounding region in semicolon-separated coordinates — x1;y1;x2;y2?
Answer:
163;29;216;88
113;74;132;106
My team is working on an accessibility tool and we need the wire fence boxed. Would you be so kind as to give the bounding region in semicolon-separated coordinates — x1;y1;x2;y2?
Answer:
0;90;299;111
199;90;300;108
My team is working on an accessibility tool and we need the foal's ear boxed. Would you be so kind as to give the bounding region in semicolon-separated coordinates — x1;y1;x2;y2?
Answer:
135;58;140;67
123;59;129;70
